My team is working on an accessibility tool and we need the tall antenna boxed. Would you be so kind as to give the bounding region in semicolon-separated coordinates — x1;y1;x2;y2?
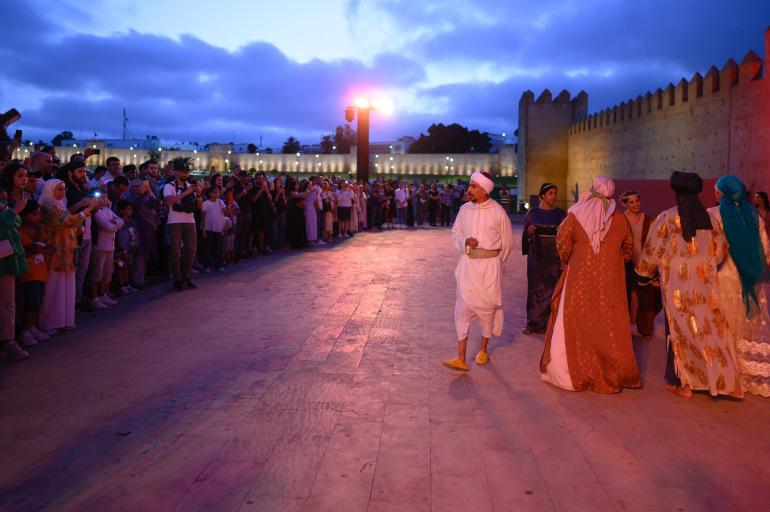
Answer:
122;108;129;140
259;134;263;148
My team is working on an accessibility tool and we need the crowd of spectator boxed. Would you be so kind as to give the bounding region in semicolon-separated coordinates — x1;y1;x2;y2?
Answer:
0;149;492;361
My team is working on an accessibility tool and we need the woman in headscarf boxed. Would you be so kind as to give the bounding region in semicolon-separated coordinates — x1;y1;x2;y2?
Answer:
38;179;95;334
708;176;770;397
636;171;741;398
539;176;640;393
522;183;566;334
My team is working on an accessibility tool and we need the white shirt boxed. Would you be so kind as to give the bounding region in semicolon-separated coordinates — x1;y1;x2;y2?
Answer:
202;199;227;232
336;189;353;207
395;188;408;208
93;207;125;252
163;182;196;224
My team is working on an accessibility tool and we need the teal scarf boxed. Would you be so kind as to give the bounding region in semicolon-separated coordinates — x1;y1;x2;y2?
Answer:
716;175;770;316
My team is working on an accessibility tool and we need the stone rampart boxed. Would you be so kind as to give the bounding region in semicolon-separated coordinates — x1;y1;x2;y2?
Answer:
567;27;770;199
518;27;770;212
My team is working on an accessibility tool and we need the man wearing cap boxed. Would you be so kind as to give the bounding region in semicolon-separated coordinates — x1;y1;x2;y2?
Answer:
443;171;514;371
62;161;96;310
163;164;202;291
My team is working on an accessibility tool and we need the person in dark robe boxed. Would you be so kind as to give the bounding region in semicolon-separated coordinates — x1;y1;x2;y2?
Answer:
522;183;566;334
406;184;415;227
428;184;440;226
286;179;307;249
620;191;662;338
415;184;428;226
386;181;397;227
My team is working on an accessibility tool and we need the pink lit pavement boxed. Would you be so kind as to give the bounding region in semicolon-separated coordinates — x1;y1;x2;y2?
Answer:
1;227;769;511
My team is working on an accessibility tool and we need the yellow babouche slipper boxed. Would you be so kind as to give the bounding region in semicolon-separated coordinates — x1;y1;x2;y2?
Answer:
475;351;489;365
442;357;469;371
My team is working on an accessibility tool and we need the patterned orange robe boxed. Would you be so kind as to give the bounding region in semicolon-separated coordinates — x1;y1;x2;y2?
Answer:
540;212;641;393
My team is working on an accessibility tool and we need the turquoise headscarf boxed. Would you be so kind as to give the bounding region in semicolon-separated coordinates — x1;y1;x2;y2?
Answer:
716;175;770;316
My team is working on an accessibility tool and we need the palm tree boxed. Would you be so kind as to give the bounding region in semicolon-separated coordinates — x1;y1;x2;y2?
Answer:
282;137;301;154
320;135;334;154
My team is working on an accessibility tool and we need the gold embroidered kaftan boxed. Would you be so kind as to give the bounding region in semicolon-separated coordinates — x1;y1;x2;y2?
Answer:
636;207;741;397
708;207;770;397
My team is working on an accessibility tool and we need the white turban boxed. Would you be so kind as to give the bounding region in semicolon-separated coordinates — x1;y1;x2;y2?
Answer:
470;171;494;194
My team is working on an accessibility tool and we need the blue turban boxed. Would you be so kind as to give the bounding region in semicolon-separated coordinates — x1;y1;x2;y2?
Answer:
716;175;770;316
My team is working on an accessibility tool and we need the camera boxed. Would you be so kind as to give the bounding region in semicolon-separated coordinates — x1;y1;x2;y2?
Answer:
171;183;197;213
0;108;22;164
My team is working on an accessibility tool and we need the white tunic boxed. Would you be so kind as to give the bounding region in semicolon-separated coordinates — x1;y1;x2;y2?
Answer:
450;199;514;340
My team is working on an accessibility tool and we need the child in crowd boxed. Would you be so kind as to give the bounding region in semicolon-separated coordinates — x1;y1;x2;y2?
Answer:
17;200;51;347
89;197;123;309
115;200;139;295
201;185;227;273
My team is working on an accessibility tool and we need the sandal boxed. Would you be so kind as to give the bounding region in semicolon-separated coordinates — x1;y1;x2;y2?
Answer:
441;357;469;371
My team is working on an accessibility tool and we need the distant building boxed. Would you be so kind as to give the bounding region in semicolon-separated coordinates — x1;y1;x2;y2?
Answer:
485;132;515;153
353;135;416;156
60;135;162;151
300;143;324;154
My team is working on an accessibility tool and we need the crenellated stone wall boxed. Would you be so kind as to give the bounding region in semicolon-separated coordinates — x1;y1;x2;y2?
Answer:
517;88;587;203
519;27;770;212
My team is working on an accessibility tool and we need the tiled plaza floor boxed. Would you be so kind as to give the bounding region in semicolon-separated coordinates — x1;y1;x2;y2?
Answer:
1;226;769;512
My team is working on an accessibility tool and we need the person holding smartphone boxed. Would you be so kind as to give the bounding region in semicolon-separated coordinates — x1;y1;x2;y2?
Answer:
163;164;201;291
61;161;96;310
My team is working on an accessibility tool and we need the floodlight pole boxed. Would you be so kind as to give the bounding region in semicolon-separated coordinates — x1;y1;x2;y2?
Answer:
345;105;371;183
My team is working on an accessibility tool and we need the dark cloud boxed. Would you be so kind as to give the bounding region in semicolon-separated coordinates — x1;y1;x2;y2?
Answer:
1;1;427;146
353;0;770;121
3;0;769;146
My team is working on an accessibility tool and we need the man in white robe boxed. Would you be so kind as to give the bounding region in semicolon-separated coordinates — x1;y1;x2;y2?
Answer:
443;171;514;371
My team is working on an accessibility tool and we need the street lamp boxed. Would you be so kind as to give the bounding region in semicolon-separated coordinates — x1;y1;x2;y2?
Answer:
345;95;393;183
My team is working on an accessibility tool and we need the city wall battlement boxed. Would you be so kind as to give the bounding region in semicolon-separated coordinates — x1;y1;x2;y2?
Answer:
518;27;770;214
568;50;764;136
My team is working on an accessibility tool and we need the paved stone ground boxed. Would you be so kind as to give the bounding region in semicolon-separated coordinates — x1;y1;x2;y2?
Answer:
1;226;769;512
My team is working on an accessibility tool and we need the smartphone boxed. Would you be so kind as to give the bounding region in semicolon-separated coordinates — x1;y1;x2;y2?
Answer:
93;190;102;198
92;148;101;155
13;129;22;141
